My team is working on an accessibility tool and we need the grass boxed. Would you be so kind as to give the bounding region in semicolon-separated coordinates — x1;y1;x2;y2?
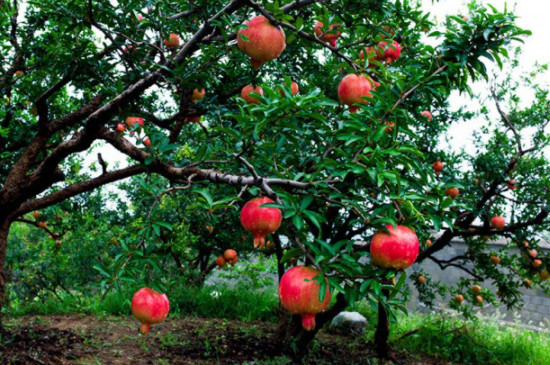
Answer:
391;312;550;365
5;285;279;322
6;286;550;364
353;300;550;365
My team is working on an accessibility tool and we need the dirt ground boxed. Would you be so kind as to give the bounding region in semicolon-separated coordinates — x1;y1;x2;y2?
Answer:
0;315;454;365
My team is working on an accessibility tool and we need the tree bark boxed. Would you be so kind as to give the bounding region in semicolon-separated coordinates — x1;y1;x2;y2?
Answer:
374;292;391;359
275;292;348;357
0;217;12;327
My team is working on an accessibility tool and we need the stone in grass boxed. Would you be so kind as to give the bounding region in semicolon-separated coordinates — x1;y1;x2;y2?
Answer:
329;311;368;335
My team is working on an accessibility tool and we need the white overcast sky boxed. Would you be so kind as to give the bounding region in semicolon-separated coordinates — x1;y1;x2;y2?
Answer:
86;0;550;170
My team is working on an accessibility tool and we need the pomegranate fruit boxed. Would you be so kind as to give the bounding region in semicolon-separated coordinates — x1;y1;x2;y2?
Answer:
506;179;517;190
33;211;41;219
378;40;401;63
237;16;286;69
216;256;226;269
191;88;205;103
421;110;433;121
314;21;341;47
338;74;376;113
279;265;332;331
240;197;282;248
370;225;419;270
426;239;432;247
116;123;125;133
164;33;180;48
38;222;47;229
417;275;426;284
432;161;444;175
454;294;464;304
475;295;483;304
223;249;238;265
529;249;538;258
131;288;170;335
241;85;264;105
444;187;460;199
523;279;533;288
125;116;144;128
143;137;152;147
280;81;299;96
532;259;542;268
490;216;506;230
540;269;549;282
472;284;481;294
490;256;501;265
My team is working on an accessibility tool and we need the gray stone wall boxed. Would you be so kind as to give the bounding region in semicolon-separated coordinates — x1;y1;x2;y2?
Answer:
409;239;550;329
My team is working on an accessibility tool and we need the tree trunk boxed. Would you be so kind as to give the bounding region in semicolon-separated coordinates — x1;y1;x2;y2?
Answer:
275;292;348;357
374;293;391;359
0;217;12;327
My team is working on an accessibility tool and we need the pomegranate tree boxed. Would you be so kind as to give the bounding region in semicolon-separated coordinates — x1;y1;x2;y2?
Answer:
279;266;332;331
237;16;286;69
370;225;419;270
131;288;170;335
337;74;376;113
240;197;282;248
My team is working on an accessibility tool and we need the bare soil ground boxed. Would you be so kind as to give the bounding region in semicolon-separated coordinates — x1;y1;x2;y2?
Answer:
0;315;454;364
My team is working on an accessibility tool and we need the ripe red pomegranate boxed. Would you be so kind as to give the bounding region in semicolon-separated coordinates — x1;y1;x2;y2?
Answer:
490;216;506;230
360;45;382;68
454;294;464;304
240;197;282;248
32;211;41;219
444;187;459;199
137;14;143;21
280;81;299;96
38;222;47;229
125;116;144;128
528;249;538;258
116;123;125;133
532;259;542;268
216;256;226;269
164;33;180;48
237;16;286;69
475;295;483;304
432;161;444;175
143;137;152;147
191;88;205;103
338;74;376;113
421;110;433;121
223;249;238;265
241;85;264;105
314;21;341;47
490;256;501;265
370;225;419;269
131;288;170;335
378;40;401;63
417;275;426;284
472;284;481;294
279;266;332;331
